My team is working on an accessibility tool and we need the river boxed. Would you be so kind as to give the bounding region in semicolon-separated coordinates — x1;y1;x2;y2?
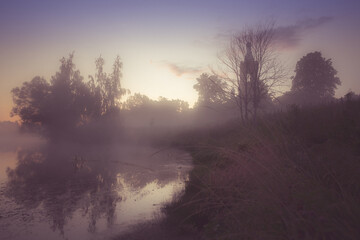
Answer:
0;142;192;240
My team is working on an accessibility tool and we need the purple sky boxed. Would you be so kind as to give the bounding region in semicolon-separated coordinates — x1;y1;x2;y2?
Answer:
1;0;359;121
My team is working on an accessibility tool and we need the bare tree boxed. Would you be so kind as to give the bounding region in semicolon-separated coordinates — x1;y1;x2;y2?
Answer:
217;21;287;121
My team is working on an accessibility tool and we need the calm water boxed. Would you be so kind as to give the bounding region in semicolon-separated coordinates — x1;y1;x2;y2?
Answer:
0;143;192;240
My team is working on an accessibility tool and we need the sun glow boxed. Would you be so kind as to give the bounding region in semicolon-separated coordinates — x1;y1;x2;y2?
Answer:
124;59;198;106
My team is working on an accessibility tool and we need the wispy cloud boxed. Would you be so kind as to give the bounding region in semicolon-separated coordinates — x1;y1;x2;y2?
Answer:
162;61;203;76
297;16;334;29
274;16;334;49
214;16;334;50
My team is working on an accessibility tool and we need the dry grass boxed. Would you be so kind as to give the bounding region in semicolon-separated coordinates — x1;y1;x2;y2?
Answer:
166;99;360;240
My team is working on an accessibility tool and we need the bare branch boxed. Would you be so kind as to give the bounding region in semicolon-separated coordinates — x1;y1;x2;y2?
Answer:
214;20;288;121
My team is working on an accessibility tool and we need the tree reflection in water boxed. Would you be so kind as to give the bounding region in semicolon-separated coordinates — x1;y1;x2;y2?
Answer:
5;144;122;236
3;143;192;239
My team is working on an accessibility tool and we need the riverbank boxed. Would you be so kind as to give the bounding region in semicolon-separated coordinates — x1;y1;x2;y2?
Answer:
163;99;360;239
113;99;360;239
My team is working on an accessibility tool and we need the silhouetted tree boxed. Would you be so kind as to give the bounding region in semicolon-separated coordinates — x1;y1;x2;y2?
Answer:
11;54;94;138
218;21;286;121
89;55;126;115
344;91;358;102
111;56;126;105
11;76;50;130
11;54;125;141
291;51;340;103
123;93;152;110
193;73;229;107
123;93;190;128
124;94;189;113
192;73;238;125
157;96;190;113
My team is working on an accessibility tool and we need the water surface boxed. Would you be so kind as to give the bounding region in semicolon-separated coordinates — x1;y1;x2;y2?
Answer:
0;143;192;240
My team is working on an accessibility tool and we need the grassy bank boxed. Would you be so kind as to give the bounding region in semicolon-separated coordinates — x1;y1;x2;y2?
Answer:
165;99;360;240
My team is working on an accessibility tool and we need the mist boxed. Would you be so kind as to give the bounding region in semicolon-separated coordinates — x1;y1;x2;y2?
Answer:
1;9;360;239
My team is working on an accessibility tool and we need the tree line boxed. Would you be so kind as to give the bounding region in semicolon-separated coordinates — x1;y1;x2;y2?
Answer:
193;22;342;122
11;54;125;141
10;22;344;142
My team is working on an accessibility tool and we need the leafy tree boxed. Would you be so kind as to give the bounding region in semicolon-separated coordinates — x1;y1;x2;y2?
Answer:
193;73;229;107
110;56;125;106
11;54;125;140
11;54;93;137
192;73;238;124
11;76;50;130
291;51;340;102
124;93;189;113
50;54;94;126
157;96;190;113
123;93;152;110
89;55;126;114
123;93;190;128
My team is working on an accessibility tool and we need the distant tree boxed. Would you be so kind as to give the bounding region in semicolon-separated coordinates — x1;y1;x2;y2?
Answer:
193;73;229;108
89;55;126;114
110;56;126;106
157;97;190;113
124;94;189;113
11;54;125;140
12;54;93;137
50;54;94;126
218;21;286;121
192;73;238;124
123;93;152;110
123;93;190;128
11;76;51;130
344;91;356;102
291;51;340;103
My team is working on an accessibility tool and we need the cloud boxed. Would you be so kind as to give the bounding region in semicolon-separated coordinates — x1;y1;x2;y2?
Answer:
274;16;334;49
214;16;334;50
297;16;334;29
162;61;203;76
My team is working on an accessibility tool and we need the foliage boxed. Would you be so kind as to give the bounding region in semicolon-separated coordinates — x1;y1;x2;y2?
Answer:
123;93;152;110
193;73;229;107
11;76;51;128
88;55;126;114
12;54;92;137
192;73;238;126
124;94;189;113
11;53;125;141
291;51;340;103
122;93;191;131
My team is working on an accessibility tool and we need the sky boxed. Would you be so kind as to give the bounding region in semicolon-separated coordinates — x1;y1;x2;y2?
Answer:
1;0;360;121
